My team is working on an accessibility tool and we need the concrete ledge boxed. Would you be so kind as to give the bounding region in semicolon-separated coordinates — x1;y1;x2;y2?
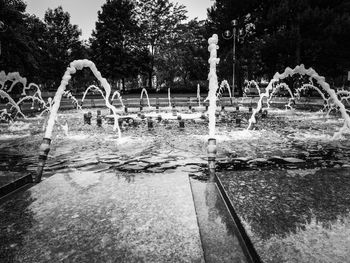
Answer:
0;173;33;199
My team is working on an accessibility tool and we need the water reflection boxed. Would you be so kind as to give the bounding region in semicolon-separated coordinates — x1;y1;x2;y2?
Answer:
220;168;350;239
0;108;350;262
190;178;248;263
219;167;350;262
1;109;350;191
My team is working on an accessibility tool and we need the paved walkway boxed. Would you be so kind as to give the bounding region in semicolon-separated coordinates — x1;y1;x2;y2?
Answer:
0;169;204;262
0;166;251;262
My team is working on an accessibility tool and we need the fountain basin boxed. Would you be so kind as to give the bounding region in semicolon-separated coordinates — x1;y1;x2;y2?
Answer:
0;106;350;262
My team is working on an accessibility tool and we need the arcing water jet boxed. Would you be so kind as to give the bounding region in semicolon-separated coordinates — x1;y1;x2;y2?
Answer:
35;59;122;182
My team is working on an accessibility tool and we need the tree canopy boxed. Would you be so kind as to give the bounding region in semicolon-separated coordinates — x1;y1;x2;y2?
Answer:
134;0;188;89
208;0;350;92
0;0;39;78
1;0;350;92
43;6;85;87
90;0;143;85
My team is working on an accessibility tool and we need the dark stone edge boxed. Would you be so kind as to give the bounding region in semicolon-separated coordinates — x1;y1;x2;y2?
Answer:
188;176;209;262
0;174;33;202
214;174;263;263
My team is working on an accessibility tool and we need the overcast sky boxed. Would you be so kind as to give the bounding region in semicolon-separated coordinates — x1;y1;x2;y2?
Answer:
26;0;214;40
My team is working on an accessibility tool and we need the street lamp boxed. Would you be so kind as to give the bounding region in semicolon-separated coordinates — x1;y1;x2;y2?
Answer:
223;19;238;98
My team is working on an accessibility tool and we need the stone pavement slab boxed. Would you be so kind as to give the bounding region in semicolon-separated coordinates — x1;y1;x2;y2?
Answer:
0;169;204;262
190;178;248;263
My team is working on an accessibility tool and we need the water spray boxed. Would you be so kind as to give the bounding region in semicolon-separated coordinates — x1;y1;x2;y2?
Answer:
35;59;122;182
140;88;151;109
168;88;172;108
207;34;220;178
247;64;350;138
197;84;201;106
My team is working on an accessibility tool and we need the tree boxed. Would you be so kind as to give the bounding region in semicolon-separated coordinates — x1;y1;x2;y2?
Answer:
23;14;50;83
0;0;39;78
134;0;187;89
42;6;84;88
156;19;209;91
207;0;350;87
256;0;350;81
90;0;144;90
207;0;260;94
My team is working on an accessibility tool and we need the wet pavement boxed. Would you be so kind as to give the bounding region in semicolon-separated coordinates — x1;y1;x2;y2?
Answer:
219;167;350;263
2;107;350;262
190;178;248;263
0;169;205;262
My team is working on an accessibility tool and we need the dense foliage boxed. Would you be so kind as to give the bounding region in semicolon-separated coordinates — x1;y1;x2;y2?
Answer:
208;0;350;93
90;0;143;89
0;0;349;93
0;0;40;80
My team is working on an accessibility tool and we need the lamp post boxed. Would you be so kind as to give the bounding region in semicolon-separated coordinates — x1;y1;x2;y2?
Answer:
223;19;238;98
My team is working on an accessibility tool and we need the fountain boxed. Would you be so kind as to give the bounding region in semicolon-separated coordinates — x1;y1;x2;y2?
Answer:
218;79;232;99
1;70;82;121
243;80;261;97
247;64;350;138
35;59;122;182
111;90;124;108
1;31;350;263
266;82;295;109
81;84;123;113
216;80;232;109
0;89;25;119
0;71;27;93
197;83;201;106
140;88;151;109
81;85;106;104
207;34;220;138
167;88;172;108
0;71;41;119
206;34;220;177
62;90;81;111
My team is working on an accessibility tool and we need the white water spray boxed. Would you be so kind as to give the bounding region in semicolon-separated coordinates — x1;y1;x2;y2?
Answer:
168;88;172;108
218;80;232;98
0;90;25;118
111;90;124;108
0;71;27;94
81;85;105;103
197;84;201;106
44;59;122;139
266;83;295;109
248;64;350;138
140;88;151;108
207;34;220;138
1;71;81;120
243;80;261;97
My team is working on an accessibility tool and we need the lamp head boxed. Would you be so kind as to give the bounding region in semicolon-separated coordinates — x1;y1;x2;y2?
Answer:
231;19;238;27
223;30;232;38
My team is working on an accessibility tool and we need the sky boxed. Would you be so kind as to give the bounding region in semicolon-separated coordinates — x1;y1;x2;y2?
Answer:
25;0;215;40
